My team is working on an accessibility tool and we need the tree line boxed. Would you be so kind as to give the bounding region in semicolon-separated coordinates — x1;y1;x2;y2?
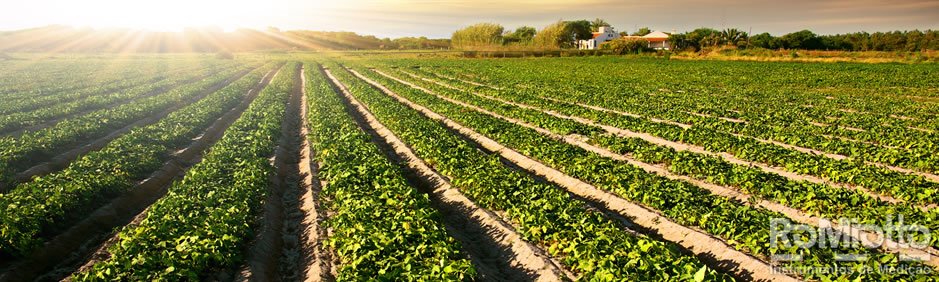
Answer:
450;20;939;52
670;28;939;52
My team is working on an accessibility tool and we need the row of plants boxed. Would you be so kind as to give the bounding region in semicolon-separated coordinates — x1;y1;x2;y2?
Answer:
0;64;255;188
305;63;474;280
0;64;277;257
417;60;939;175
0;63;234;134
331;65;729;281
405;65;939;207
355;66;935;280
382;67;939;250
72;63;294;281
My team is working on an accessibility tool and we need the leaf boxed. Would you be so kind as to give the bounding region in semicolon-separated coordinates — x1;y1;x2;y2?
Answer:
694;266;707;282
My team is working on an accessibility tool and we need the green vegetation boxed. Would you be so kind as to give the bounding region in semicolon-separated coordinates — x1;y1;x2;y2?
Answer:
306;63;473;279
74;63;293;280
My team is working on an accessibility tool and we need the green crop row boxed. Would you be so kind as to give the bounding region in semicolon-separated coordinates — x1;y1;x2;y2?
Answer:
74;63;294;281
307;63;474;280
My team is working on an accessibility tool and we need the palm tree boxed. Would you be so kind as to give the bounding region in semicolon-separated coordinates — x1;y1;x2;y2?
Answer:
590;18;610;32
721;28;749;46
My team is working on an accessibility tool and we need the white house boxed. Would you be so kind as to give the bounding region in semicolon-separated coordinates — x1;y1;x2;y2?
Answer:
577;26;620;50
618;31;673;50
642;31;672;50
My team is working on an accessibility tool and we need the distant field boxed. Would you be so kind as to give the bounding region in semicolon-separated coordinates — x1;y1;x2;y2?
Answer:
0;54;937;281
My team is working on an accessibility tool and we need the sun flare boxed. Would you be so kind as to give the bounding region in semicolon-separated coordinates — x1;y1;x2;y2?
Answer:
25;0;264;31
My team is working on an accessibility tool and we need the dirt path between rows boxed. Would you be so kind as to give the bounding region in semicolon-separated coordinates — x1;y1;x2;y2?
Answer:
422;69;502;90
0;66;282;282
354;68;798;281
235;65;301;281
293;67;335;281
331;67;569;281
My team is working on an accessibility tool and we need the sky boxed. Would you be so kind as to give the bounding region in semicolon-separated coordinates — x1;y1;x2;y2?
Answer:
1;0;937;38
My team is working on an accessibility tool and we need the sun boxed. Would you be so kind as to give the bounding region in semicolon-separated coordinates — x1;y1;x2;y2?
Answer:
29;0;264;31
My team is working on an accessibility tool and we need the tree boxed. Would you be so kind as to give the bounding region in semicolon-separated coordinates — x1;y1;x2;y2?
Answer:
683;28;720;51
534;20;574;49
631;27;652;36
566;20;593;41
504;26;537;44
451;23;504;50
780;30;821;49
721;28;749;48
590;18;610;32
668;33;690;51
749;32;780;49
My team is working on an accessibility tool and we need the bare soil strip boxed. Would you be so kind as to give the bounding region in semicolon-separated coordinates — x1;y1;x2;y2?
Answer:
330;68;569;281
686;111;748;124
821;134;901;150
236;65;298;281
425;70;502;90
289;67;334;281
353;68;797;281
889;114;916;121
0;67;282;282
809;121;866;132
908;126;936;134
540;96;694;130
1;68;258;193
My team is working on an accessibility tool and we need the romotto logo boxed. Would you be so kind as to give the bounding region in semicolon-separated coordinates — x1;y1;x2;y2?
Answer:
770;215;932;263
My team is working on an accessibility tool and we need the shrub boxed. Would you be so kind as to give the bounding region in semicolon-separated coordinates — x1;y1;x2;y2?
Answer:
600;38;652;54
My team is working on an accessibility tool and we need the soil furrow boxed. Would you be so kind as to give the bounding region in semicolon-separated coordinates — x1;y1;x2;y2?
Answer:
236;65;293;281
294;67;334;281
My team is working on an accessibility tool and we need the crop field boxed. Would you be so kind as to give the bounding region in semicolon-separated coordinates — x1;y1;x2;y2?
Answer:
0;54;937;281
